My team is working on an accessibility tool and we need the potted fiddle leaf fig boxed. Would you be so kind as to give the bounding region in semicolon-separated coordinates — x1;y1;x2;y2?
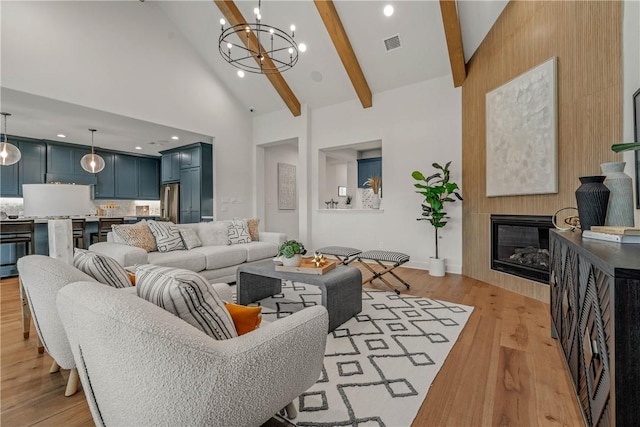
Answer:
411;161;463;277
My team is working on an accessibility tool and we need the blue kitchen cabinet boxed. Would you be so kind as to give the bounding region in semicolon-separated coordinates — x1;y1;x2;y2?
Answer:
357;157;382;188
138;157;160;199
0;137;46;197
94;151;115;199
180;146;201;169
46;142;97;185
114;154;138;199
161;152;180;183
180;167;201;223
0;159;19;196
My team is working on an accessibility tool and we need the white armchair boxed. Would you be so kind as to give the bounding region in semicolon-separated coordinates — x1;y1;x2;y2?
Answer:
57;281;328;427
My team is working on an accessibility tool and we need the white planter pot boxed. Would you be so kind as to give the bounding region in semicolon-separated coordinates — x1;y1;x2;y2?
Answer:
429;257;445;277
371;194;381;209
280;254;302;267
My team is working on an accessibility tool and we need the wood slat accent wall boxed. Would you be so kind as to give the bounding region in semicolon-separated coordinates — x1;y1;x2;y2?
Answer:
462;1;622;302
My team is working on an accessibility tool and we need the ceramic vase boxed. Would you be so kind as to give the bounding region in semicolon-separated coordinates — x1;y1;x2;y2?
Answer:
371;193;381;209
429;257;445;277
600;162;635;227
280;254;301;267
575;176;610;231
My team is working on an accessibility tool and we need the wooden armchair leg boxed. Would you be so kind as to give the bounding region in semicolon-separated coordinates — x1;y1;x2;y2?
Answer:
19;278;31;339
65;369;80;397
37;337;44;354
49;360;60;373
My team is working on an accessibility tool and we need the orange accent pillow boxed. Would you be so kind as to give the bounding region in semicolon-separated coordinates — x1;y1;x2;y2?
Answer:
224;303;262;335
127;272;136;286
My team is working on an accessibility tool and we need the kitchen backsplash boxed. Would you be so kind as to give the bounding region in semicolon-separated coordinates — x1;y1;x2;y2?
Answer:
0;198;160;217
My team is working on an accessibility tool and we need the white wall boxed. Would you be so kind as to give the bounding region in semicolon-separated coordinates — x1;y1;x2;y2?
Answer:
1;1;253;220
622;0;640;226
264;143;299;239
254;76;462;272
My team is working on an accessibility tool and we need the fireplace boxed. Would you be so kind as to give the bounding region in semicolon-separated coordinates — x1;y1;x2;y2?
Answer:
490;215;553;284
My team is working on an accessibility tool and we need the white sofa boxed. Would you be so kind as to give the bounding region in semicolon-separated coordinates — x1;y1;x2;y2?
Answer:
89;221;286;283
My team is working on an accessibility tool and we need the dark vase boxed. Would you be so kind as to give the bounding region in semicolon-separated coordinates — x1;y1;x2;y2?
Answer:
575;176;610;231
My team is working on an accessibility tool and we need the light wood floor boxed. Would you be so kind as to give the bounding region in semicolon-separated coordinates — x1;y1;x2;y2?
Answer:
1;267;585;426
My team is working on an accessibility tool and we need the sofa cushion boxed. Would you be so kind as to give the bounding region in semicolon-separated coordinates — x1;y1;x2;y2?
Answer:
73;249;133;289
234;242;279;262
246;218;260;241
178;228;202;250
136;265;237;340
112;220;157;252
197;221;231;246
191;245;247;270
147;250;206;272
228;219;251;245
147;220;185;252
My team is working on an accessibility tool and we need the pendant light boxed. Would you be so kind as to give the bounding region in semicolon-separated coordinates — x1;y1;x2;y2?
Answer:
0;112;22;166
80;128;105;173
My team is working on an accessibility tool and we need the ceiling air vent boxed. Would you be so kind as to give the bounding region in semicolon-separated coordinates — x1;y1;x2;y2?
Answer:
383;34;401;52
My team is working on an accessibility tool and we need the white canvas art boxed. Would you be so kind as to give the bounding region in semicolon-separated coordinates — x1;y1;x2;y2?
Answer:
278;163;296;210
486;57;558;197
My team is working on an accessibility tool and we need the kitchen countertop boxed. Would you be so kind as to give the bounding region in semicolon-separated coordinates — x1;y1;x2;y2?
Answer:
0;215;160;224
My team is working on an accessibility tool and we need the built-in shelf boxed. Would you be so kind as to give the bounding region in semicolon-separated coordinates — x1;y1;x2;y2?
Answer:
318;209;384;213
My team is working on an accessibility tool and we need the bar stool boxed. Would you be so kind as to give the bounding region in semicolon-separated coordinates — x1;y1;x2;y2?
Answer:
90;217;124;244
71;218;87;249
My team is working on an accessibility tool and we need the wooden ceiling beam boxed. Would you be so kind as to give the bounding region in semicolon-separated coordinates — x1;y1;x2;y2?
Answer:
439;0;466;87
313;0;372;109
214;0;301;116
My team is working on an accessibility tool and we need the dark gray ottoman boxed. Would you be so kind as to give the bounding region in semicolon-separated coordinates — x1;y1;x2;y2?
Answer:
236;259;362;332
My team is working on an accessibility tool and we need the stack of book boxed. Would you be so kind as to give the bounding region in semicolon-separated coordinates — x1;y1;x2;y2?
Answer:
582;226;640;243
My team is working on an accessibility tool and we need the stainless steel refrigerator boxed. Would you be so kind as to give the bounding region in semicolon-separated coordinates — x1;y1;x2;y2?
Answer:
160;183;180;223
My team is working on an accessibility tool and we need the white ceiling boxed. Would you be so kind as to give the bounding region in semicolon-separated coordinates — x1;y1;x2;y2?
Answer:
0;0;507;154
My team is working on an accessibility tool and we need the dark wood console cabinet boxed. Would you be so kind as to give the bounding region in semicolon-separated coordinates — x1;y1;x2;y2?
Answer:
550;230;640;426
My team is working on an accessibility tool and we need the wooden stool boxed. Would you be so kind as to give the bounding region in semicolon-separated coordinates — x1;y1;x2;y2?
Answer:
72;218;87;249
90;217;124;244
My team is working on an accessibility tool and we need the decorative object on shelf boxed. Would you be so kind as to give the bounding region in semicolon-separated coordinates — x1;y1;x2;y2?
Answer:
0;112;21;166
486;57;558;197
312;252;326;267
345;194;353;209
338;186;347;197
363;176;381;209
218;0;304;74
600;162;634;227
575;176;610;231
552;207;580;232
276;239;307;267
80;129;105;174
412;161;463;277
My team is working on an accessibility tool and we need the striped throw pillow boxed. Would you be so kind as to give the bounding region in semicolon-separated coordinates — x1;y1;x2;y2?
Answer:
136;265;237;340
228;219;251;245
73;249;132;289
147;220;185;252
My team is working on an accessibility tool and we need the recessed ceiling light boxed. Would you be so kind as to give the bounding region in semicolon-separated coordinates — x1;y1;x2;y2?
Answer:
298;43;307;53
57;134;66;138
384;5;394;17
237;70;245;78
171;136;179;140
135;146;142;150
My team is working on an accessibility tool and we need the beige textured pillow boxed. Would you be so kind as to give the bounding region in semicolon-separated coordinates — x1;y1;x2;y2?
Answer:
111;220;157;252
246;218;260;241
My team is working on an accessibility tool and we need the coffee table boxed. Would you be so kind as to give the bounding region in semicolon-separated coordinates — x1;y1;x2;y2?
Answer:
236;259;362;332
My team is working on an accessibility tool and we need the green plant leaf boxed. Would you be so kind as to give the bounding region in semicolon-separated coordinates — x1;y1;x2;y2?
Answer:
411;171;425;180
432;162;443;170
611;142;640;152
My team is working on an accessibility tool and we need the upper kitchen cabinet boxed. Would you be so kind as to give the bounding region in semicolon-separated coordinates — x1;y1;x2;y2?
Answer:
137;156;160;199
114;154;138;199
0;137;46;197
46;142;97;185
96;152;160;200
94;151;115;199
180;146;201;169
161;151;180;183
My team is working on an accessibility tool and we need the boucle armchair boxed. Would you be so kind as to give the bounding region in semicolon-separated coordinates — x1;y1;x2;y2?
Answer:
57;281;329;427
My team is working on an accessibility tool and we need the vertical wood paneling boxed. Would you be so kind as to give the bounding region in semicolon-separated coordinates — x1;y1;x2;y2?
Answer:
462;1;622;302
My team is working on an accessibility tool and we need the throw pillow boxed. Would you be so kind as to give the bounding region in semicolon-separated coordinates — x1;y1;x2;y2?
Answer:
73;249;132;289
111;220;157;252
178;228;202;250
197;221;231;246
136;265;237;340
228;219;251;245
147;220;186;252
246;218;260;241
224;303;262;335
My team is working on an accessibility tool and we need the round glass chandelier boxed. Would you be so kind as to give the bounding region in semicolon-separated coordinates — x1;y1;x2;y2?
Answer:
80;129;105;174
0;113;22;166
219;0;299;74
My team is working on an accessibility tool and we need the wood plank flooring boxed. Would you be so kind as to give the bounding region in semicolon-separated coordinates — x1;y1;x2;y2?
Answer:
0;267;585;426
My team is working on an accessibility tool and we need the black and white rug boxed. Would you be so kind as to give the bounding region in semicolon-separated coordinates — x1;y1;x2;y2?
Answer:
250;282;474;427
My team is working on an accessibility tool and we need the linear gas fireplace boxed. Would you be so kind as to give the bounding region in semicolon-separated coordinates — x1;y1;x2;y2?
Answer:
490;215;553;284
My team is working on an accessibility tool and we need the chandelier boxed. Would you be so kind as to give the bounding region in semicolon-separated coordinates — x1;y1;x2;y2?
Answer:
218;0;302;74
0;113;21;166
80;129;105;173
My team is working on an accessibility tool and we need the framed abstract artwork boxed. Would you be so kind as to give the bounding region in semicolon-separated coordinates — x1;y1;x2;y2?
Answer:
486;57;558;197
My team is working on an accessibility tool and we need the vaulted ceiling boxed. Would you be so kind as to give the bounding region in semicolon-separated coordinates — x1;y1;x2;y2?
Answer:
0;0;507;153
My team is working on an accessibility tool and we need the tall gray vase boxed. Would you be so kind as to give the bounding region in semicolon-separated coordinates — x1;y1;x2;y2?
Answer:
575;176;610;231
601;162;635;227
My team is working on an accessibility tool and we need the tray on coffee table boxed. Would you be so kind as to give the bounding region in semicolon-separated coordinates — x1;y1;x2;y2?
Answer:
275;258;336;275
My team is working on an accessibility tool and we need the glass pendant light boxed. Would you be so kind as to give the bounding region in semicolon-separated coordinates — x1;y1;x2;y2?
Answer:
80;128;105;173
0;112;22;166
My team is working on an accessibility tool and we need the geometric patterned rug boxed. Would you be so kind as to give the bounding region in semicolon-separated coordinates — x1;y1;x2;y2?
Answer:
252;281;474;427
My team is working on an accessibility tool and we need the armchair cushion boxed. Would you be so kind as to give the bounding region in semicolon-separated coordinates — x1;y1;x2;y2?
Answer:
224;303;262;335
136;265;237;340
73;249;132;289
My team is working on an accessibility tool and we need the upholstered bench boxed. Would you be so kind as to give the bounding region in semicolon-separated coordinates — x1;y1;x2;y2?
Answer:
316;246;362;265
356;250;411;295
